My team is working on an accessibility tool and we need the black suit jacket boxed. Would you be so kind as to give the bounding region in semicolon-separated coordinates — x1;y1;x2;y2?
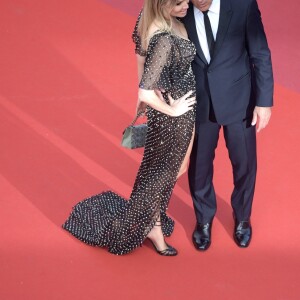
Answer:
183;0;274;126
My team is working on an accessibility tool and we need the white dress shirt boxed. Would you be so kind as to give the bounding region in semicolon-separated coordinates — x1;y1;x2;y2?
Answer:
193;0;220;63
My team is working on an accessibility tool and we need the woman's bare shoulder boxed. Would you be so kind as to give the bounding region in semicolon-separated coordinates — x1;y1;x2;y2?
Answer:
145;21;171;47
147;22;162;38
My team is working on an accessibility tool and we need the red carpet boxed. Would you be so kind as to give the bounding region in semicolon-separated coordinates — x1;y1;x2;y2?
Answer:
0;1;299;299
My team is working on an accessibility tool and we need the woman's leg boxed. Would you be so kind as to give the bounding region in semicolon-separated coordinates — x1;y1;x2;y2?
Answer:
177;127;195;179
146;216;168;251
146;127;195;251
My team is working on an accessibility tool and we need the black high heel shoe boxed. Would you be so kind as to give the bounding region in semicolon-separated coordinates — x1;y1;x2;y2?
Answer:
147;222;178;256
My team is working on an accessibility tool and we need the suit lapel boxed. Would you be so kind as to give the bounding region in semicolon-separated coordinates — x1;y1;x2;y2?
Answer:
211;0;232;64
184;5;208;65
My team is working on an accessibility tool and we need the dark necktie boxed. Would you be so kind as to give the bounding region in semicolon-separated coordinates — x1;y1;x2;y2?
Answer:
203;10;215;58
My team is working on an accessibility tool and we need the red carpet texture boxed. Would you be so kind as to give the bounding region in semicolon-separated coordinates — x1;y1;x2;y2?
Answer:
0;1;299;299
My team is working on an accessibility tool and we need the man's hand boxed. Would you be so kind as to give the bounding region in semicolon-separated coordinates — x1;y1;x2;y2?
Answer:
251;106;272;132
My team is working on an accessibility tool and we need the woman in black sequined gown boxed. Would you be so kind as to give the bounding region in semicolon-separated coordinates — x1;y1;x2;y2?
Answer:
63;0;197;255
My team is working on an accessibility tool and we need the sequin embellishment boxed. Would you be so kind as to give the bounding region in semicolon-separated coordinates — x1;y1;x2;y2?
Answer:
63;13;197;255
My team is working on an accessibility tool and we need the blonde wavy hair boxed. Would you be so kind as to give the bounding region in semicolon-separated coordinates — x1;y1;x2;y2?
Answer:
138;0;178;49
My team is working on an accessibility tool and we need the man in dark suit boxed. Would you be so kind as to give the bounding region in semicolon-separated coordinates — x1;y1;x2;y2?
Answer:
183;0;273;250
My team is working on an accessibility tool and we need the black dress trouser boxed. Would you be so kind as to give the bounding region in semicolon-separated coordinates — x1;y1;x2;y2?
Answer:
188;119;257;224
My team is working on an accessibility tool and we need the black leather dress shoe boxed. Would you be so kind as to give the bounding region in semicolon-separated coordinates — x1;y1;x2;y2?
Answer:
233;219;252;248
192;222;212;251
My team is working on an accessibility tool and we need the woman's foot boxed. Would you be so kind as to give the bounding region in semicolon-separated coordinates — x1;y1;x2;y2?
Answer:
146;221;178;256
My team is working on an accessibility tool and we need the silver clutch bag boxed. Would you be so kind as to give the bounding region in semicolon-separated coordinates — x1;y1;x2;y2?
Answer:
121;112;147;149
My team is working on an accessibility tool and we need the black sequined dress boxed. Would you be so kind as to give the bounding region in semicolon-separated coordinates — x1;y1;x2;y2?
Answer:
62;16;196;255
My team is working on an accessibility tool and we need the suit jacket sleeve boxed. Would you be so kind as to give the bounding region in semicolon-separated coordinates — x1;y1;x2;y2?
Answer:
246;0;274;107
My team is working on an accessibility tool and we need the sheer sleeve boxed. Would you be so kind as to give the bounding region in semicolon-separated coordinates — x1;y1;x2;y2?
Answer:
132;10;147;57
139;33;173;91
